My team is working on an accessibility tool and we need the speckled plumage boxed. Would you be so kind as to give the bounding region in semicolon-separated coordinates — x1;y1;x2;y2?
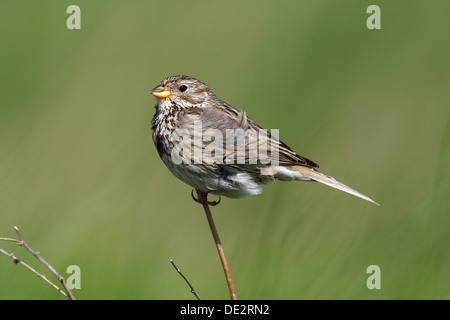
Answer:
150;75;378;204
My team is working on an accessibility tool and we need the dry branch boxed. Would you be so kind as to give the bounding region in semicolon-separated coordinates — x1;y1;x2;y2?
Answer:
0;226;75;300
170;259;201;300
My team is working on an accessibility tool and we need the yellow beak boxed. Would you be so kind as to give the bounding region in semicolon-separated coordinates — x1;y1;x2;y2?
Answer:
151;86;172;99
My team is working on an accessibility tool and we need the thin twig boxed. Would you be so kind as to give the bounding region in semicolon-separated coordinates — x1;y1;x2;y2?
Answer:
0;237;20;243
170;259;201;300
0;248;68;297
13;226;75;300
194;190;237;300
0;226;75;300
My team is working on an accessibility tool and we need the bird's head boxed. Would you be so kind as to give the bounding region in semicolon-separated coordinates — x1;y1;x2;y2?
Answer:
151;75;215;108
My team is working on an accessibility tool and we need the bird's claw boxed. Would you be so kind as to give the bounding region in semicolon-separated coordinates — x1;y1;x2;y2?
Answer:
191;190;221;206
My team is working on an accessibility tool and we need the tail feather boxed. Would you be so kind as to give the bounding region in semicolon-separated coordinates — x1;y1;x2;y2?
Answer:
293;166;380;206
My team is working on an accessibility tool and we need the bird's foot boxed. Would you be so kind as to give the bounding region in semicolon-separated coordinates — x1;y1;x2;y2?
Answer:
191;190;221;206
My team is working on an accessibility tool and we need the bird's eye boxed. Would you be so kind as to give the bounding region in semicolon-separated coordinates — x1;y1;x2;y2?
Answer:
179;85;188;92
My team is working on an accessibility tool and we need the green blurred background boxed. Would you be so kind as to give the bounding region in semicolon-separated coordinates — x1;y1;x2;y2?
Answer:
0;0;448;299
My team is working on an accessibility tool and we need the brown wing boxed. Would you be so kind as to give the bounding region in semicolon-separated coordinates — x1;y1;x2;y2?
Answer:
245;117;319;168
276;139;319;168
178;104;319;168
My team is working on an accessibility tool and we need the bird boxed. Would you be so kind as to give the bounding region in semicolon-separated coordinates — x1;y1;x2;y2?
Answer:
150;75;379;206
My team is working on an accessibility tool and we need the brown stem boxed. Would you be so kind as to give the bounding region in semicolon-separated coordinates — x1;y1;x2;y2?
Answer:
194;190;237;300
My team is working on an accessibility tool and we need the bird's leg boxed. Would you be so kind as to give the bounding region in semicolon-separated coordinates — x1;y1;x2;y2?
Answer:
191;190;221;206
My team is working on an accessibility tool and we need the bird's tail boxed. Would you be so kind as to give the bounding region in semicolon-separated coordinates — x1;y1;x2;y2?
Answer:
292;166;380;206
